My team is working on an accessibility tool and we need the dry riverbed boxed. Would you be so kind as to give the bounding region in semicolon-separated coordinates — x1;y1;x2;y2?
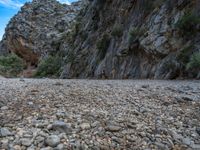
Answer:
0;79;200;150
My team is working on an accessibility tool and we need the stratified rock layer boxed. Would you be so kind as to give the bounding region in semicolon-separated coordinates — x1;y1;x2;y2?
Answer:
0;0;82;65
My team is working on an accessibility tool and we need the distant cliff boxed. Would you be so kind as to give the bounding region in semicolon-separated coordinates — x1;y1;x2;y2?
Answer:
0;0;200;79
0;0;83;65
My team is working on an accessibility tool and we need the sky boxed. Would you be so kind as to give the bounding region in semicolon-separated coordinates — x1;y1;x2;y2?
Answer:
0;0;77;40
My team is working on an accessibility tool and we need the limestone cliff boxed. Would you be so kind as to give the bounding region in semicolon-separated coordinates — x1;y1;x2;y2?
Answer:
0;0;82;65
60;0;200;79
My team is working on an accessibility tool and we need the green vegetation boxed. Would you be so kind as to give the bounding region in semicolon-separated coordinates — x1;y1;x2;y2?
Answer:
111;24;123;37
177;45;193;65
144;0;164;14
0;53;24;77
175;13;200;36
96;33;111;60
65;51;76;64
128;27;145;45
35;55;62;77
187;52;200;70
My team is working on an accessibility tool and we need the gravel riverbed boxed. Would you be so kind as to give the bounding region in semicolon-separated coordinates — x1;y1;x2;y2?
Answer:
0;79;200;150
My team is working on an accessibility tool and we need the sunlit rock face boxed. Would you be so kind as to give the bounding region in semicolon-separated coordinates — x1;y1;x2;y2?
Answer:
0;0;82;65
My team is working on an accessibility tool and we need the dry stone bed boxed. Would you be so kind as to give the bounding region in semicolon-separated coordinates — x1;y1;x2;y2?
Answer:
0;79;200;150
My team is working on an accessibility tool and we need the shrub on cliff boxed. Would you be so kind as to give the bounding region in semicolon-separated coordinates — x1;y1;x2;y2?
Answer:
111;24;123;37
187;52;200;70
35;55;62;77
128;27;146;45
96;33;111;60
0;53;24;77
176;13;200;36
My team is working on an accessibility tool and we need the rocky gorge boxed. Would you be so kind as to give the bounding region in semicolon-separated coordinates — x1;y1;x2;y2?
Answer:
0;0;200;79
0;1;200;149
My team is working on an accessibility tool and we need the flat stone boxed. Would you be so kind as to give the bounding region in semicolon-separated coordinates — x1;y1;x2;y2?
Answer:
1;139;9;149
52;121;72;134
20;138;32;147
1;106;8;110
13;145;21;150
0;128;13;137
105;125;121;132
182;137;192;146
45;135;60;147
80;123;91;130
27;145;36;150
55;144;64;150
40;147;53;150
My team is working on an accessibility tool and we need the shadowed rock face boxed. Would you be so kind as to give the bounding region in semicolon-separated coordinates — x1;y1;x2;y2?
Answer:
0;0;82;65
60;0;200;79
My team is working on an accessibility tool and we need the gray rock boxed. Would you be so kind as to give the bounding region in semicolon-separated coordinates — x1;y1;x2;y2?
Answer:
52;121;72;134
27;145;35;150
1;106;8;110
45;135;60;147
1;139;9;149
182;137;192;146
80;123;91;130
55;144;64;150
105;126;121;132
0;128;13;137
40;147;53;150
196;127;200;135
20;138;32;147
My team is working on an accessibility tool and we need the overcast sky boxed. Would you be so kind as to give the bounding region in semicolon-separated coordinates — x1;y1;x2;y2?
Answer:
0;0;77;40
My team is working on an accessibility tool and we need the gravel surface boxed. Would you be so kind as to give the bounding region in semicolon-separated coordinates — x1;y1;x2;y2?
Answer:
0;79;200;150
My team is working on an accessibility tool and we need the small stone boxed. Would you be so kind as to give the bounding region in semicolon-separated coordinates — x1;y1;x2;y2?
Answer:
155;142;169;150
55;144;64;150
47;124;53;130
54;82;63;86
27;145;35;150
27;102;33;106
80;123;91;130
100;145;110;150
0;128;13;137
52;121;72;134
20;138;32;146
141;85;149;88
1;139;9;149
192;144;200;149
40;147;53;150
105;125;121;132
196;127;200;135
1;106;8;110
182;137;192;146
45;135;60;147
13;145;21;150
19;78;25;82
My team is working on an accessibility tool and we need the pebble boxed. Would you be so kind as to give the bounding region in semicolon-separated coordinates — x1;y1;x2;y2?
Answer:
45;135;60;147
20;138;32;146
1;106;8;110
0;128;13;137
105;125;121;132
52;121;72;134
80;123;91;130
0;79;200;149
